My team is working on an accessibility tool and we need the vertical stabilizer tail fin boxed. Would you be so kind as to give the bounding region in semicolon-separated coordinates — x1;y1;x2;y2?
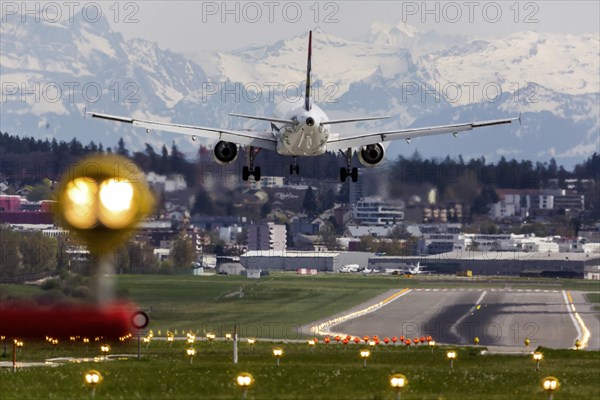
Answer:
304;31;312;111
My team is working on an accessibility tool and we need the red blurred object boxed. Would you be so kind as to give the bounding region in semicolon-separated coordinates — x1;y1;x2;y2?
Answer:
399;335;405;342
391;336;398;343
413;337;420;344
335;335;341;342
426;335;433;342
0;302;138;340
383;337;390;344
342;338;349;345
420;336;426;343
363;335;369;343
354;337;360;344
404;339;411;346
324;336;330;344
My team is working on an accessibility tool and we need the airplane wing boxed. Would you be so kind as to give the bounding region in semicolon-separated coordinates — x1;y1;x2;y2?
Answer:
326;117;520;151
87;112;278;151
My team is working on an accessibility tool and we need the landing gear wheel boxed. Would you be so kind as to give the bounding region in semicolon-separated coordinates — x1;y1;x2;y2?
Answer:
351;167;358;182
339;147;357;182
253;166;261;181
243;146;262;182
340;167;348;183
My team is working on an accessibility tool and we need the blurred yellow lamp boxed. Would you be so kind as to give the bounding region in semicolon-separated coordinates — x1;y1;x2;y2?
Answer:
541;376;559;399
55;154;154;253
390;373;408;400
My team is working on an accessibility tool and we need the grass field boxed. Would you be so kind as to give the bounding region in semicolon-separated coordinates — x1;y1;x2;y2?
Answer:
2;274;600;398
3;274;600;339
1;340;599;399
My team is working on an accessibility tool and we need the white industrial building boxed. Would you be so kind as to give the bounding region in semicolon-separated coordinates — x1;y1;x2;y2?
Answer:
420;232;574;255
352;196;404;226
240;250;373;272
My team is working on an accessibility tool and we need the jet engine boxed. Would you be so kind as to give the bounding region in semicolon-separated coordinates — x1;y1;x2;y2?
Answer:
358;143;385;167
213;141;238;164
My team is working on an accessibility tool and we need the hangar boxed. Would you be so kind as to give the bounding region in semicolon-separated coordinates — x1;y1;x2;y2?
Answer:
240;250;372;272
368;250;600;278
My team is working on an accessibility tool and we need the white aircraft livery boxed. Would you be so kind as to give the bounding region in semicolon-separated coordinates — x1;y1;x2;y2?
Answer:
88;31;519;182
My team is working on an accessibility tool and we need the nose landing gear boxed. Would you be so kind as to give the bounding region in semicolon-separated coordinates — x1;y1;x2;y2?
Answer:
290;157;300;175
242;147;261;181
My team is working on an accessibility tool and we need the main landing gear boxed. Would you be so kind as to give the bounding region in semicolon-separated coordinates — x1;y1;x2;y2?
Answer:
242;147;261;181
289;157;300;175
339;148;358;182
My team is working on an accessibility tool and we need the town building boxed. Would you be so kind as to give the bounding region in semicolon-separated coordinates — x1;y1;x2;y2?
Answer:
246;222;287;251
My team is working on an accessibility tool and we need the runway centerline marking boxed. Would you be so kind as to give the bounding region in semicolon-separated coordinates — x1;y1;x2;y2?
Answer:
449;290;487;340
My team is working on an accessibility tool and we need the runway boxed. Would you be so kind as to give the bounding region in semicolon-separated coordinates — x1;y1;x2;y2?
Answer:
333;288;595;350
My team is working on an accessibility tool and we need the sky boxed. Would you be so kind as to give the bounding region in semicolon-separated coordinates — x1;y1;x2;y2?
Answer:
103;1;600;52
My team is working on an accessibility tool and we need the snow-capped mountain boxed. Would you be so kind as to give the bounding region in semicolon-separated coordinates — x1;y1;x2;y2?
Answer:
1;14;598;167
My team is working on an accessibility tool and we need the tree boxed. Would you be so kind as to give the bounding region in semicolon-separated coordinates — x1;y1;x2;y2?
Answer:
160;145;169;174
170;142;184;173
260;201;272;218
471;186;499;214
117;138;129;157
192;187;215;215
26;183;52;201
320;187;336;212
302;186;318;217
171;234;195;271
319;221;339;250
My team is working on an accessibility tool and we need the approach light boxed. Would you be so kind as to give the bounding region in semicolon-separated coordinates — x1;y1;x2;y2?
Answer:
390;373;408;400
447;350;457;367
84;369;103;399
360;349;371;368
187;334;196;344
533;352;543;371
236;372;254;399
541;376;559;399
100;344;110;355
186;347;196;364
428;340;436;352
272;347;284;366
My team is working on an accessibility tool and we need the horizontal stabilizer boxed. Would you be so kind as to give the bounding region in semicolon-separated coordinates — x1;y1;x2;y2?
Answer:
229;113;294;125
321;116;390;125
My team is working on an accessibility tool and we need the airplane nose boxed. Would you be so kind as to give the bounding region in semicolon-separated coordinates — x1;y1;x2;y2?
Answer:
306;117;315;126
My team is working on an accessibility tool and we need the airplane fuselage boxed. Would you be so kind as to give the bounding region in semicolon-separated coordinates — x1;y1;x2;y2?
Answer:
276;104;331;156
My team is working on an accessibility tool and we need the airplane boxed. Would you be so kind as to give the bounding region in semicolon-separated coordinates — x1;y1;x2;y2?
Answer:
87;31;519;183
405;262;428;275
339;264;360;273
384;262;428;275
